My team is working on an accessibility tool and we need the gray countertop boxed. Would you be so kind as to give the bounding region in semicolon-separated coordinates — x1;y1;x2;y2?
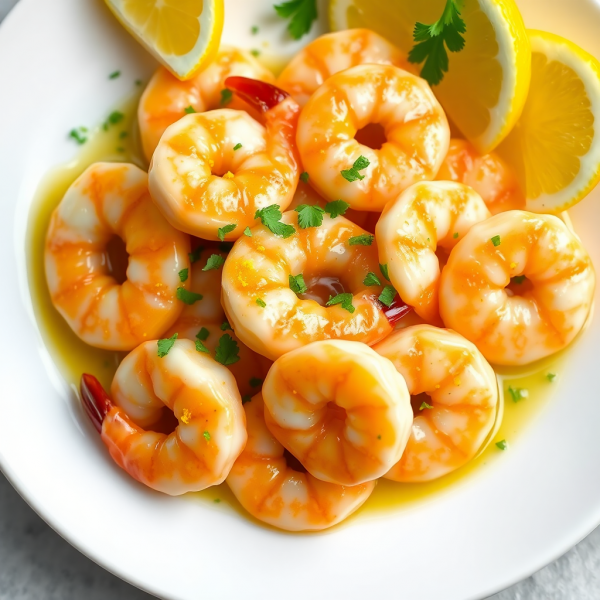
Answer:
1;0;599;598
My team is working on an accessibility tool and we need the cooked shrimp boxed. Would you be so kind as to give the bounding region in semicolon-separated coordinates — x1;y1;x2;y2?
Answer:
227;393;375;531
45;163;190;350
277;29;411;106
262;340;413;486
80;339;246;495
139;47;275;161
296;64;450;211
374;325;498;482
222;210;410;361
440;211;595;365
376;181;491;325
148;78;300;240
436;139;525;214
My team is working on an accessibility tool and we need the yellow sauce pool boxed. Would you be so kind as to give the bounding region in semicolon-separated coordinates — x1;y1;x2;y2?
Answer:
27;92;568;520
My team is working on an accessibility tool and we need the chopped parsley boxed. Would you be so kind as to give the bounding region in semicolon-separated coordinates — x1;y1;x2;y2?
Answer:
184;105;196;114
195;339;209;354
408;0;466;86
326;292;355;313
508;386;529;402
178;269;189;283
119;131;128;139
196;327;210;341
256;298;267;308
274;0;318;40
378;285;397;307
250;49;261;57
251;25;259;34
348;234;374;246
220;88;233;105
546;372;557;383
157;333;177;358
496;439;508;451
220;321;233;332
419;401;433;410
453;232;459;239
214;498;221;503
218;223;237;241
243;226;252;237
300;171;310;183
188;246;204;263
135;79;143;86
203;254;225;271
295;204;324;228
491;235;501;247
176;287;203;305
109;70;121;79
341;155;370;182
233;142;242;151
289;273;308;294
215;334;241;365
203;431;211;441
69;127;88;145
511;275;527;285
255;204;296;238
363;272;382;287
324;200;349;219
102;110;124;130
249;377;263;388
379;263;390;281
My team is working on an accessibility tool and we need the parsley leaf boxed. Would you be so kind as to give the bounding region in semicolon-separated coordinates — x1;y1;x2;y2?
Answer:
233;143;242;151
348;234;374;246
491;235;501;247
69;127;88;145
256;298;267;308
178;268;189;282
220;89;233;105
255;204;296;238
249;377;263;387
511;275;527;285
420;401;433;410
363;272;381;286
295;204;325;228
300;171;309;183
496;439;508;451
251;25;259;34
184;105;196;114
341;155;370;182
508;386;529;402
250;49;261;57
215;334;241;365
157;333;177;358
188;246;204;263
109;70;121;79
243;226;252;237
195;339;209;354
289;273;308;294
408;0;466;86
196;327;210;341
378;285;397;307
203;254;225;271
324;200;349;219
379;263;390;281
176;287;203;305
103;110;124;130
326;293;355;313
547;372;557;383
218;223;237;241
274;0;318;40
203;431;211;441
242;395;252;404
221;321;233;331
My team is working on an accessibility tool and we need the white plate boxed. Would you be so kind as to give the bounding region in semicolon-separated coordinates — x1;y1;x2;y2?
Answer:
0;1;599;599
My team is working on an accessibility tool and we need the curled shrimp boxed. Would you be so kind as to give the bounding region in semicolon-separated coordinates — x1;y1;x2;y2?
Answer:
440;211;595;365
375;181;491;325
139;47;275;161
277;29;411;106
81;339;246;495
45;163;190;350
222;210;410;361
227;393;375;531
436;139;525;214
262;340;413;486
148;77;300;241
374;325;498;482
296;64;450;211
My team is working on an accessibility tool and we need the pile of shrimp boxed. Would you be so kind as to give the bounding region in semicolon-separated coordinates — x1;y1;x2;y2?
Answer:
46;30;595;532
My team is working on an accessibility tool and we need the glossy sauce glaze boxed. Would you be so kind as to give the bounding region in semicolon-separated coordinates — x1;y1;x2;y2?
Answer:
27;93;568;521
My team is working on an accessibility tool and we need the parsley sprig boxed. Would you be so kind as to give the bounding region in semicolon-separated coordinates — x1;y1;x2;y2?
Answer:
326;293;355;314
408;0;466;86
289;273;308;295
341;156;370;182
215;334;241;365
274;0;318;40
255;204;296;238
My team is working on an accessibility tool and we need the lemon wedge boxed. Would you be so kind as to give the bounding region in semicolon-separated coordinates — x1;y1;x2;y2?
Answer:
497;30;600;213
329;0;531;154
104;0;224;80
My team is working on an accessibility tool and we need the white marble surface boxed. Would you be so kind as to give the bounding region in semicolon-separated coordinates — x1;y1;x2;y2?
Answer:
1;0;599;598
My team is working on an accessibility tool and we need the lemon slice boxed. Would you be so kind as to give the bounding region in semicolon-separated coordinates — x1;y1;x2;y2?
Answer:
104;0;224;80
329;0;531;154
496;30;600;213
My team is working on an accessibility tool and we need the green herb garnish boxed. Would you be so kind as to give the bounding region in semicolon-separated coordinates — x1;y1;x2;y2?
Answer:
378;285;397;307
220;89;233;105
69;127;88;145
215;334;241;365
195;340;209;354
109;70;121;79
300;171;310;183
178;268;189;282
348;234;374;246
188;246;204;263
255;204;296;238
295;204;324;228
324;200;350;219
491;235;501;247
511;275;527;285
233;142;242;151
184;105;196;114
249;377;263;388
420;401;433;410
341;155;370;182
157;333;177;358
256;298;267;308
547;373;557;382
203;254;225;271
243;226;252;237
363;272;382;287
274;0;317;40
379;263;390;281
176;287;203;305
508;386;529;402
196;327;210;341
289;273;308;294
218;223;237;241
203;431;211;441
326;293;355;314
221;321;233;332
496;439;508;451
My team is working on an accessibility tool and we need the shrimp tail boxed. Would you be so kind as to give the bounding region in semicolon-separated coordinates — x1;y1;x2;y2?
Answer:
224;76;290;112
80;374;114;433
380;294;412;328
